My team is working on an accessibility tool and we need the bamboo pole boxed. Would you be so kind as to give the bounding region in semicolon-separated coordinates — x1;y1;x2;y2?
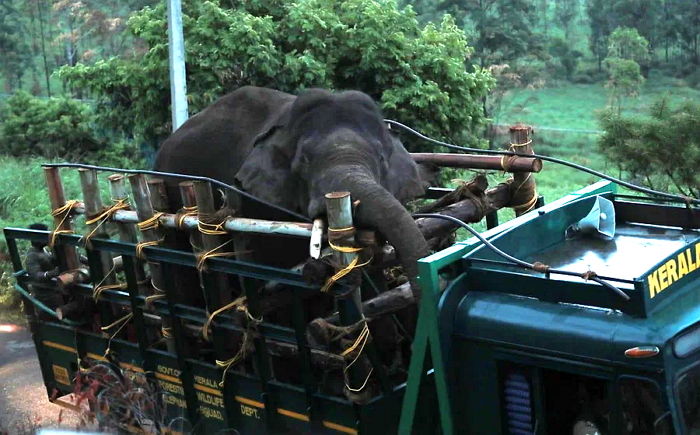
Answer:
108;174;147;295
324;191;367;392
178;181;202;253
411;153;542;173
193;180;237;357
79;169;114;279
43;167;80;270
128;174;176;353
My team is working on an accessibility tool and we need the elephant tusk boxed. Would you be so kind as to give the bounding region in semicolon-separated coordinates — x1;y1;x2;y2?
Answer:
310;218;325;259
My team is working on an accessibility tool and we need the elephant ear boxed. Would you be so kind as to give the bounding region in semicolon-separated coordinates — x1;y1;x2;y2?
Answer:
384;134;429;204
235;102;302;212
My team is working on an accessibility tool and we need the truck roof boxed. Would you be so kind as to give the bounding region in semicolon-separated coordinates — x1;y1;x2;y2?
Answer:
451;192;699;367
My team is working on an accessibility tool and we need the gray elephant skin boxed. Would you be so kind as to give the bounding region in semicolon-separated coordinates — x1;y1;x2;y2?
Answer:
154;86;430;289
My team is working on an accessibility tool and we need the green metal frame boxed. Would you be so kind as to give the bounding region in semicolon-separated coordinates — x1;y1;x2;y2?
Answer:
3;226;400;434
397;180;617;434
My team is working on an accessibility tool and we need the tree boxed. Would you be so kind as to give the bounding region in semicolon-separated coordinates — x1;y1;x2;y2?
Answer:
549;37;582;79
598;97;699;197
0;4;33;91
604;27;649;111
57;0;494;151
587;0;614;72
554;0;578;41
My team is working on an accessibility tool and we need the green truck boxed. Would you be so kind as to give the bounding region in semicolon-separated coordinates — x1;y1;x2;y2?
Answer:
4;179;699;434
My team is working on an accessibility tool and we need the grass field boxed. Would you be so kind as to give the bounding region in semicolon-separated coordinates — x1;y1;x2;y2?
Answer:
498;75;700;131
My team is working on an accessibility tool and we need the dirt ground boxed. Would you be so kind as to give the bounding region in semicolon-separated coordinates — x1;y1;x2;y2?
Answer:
0;322;83;434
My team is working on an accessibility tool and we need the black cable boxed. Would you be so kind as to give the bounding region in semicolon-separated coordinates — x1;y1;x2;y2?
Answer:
387;119;700;206
42;163;311;222
413;213;631;302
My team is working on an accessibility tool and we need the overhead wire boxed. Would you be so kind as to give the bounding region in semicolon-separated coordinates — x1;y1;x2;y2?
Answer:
413;213;631;301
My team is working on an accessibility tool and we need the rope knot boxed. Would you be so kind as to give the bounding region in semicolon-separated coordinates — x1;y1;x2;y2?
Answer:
532;261;551;273
49;200;81;247
581;270;598;281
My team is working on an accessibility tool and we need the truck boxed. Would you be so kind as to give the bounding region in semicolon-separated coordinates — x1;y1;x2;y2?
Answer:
4;168;699;434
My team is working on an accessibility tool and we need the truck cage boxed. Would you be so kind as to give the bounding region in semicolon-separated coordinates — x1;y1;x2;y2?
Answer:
5;163;654;434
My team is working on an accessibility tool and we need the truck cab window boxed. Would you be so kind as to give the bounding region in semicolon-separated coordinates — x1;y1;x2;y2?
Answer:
677;365;700;435
619;378;672;435
542;369;609;435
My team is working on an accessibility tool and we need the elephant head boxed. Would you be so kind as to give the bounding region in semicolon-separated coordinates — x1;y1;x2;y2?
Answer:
235;88;429;292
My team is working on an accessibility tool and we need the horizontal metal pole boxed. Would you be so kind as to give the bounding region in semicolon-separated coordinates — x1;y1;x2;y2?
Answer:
114;210;312;237
68;204;312;237
411;153;542;173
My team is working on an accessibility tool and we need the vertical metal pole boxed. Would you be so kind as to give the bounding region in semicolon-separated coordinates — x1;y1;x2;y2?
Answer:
167;0;188;130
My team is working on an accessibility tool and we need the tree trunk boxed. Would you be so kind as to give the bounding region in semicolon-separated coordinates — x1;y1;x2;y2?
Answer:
36;0;51;97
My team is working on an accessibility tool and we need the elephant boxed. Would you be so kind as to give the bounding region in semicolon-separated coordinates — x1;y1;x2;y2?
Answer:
154;86;430;292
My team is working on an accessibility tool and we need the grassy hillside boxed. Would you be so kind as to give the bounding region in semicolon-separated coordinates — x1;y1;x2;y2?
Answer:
498;75;700;130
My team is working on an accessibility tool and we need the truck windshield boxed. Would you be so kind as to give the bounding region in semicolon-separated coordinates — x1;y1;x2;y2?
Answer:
678;364;700;434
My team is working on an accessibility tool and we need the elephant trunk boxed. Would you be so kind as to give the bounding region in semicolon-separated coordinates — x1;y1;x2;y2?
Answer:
323;172;429;298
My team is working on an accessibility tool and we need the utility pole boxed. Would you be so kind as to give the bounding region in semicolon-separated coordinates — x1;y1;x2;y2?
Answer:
167;0;189;131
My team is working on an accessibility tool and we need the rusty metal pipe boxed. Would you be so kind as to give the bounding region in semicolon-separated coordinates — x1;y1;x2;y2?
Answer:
411;153;542;173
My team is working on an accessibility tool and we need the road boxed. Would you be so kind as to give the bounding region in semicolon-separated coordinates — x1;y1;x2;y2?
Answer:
0;323;81;434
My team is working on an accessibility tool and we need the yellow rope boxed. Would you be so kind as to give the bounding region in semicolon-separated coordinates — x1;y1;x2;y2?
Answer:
328;241;363;253
82;198;129;248
321;233;373;292
137;212;164;232
135;239;162;260
176;206;198;229
100;312;133;358
202;295;247;342
198;219;228;236
144;293;165;306
85;198;129;225
321;255;373;292
196;239;240;271
341;322;373;392
215;307;262;387
49;200;80;248
328;226;355;232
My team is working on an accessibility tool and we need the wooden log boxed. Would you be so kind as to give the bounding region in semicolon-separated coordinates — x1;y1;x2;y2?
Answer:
56;268;90;292
508;124;539;216
322;282;414;325
139;314;346;370
411;153;542;173
43;167;80;270
108;174;147;295
415;181;512;242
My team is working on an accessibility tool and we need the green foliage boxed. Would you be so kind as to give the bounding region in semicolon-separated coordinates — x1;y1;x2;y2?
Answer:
607;27;650;64
0;91;102;158
549;37;582;80
57;0;494;151
0;91;146;166
604;27;649;109
598;97;700;197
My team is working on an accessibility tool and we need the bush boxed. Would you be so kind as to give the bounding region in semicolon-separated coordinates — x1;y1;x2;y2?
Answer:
58;0;494;151
0;91;102;159
598;97;700;197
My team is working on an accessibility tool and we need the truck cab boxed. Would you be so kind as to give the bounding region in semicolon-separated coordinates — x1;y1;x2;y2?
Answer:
439;189;700;434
